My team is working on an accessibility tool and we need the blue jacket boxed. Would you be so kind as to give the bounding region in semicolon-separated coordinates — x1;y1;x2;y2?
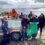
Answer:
1;19;8;34
38;17;45;28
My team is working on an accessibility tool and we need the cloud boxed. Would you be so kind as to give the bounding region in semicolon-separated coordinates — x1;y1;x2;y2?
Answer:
0;0;45;11
0;1;12;5
35;0;44;3
0;0;45;15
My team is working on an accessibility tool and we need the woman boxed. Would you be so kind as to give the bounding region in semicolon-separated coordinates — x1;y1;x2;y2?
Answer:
21;15;29;41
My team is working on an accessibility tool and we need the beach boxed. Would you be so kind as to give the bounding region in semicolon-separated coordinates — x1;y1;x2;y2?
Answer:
0;19;45;45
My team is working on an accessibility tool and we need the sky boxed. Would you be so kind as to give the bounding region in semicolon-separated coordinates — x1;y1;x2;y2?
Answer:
0;0;45;8
0;0;45;15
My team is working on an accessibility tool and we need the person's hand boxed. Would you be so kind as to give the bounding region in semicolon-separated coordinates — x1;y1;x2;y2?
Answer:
24;26;26;29
37;22;39;24
7;32;9;34
30;22;32;24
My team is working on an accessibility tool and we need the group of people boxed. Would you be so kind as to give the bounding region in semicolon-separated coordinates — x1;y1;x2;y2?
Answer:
0;9;45;45
20;11;45;39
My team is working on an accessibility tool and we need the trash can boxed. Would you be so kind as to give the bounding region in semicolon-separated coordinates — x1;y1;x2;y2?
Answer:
29;22;38;38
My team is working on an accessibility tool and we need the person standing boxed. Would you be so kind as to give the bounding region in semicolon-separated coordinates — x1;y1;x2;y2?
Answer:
38;13;45;38
8;9;18;19
21;15;29;41
28;11;33;20
1;16;8;45
19;12;24;19
30;15;38;40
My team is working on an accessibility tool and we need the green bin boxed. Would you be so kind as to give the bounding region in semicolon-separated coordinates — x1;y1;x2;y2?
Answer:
29;22;38;37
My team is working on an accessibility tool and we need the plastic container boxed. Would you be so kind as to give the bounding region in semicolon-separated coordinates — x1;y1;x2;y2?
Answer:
29;22;38;38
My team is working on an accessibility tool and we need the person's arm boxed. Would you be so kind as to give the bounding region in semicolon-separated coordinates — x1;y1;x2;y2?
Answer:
36;18;39;24
30;19;32;24
21;19;23;26
26;19;30;24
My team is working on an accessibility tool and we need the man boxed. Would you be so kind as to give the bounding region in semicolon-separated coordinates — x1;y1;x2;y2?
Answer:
28;11;33;20
8;9;18;19
19;12;24;19
38;13;45;38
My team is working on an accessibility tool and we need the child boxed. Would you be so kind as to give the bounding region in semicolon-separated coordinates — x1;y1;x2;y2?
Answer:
1;17;9;45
